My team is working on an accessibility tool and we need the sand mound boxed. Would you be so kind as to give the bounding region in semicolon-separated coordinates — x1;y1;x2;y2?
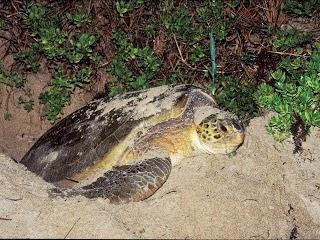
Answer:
1;113;320;238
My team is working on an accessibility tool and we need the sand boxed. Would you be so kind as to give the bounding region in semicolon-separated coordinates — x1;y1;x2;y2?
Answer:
1;113;320;239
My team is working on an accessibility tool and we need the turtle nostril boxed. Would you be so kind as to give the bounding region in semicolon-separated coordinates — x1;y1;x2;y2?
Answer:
232;120;243;131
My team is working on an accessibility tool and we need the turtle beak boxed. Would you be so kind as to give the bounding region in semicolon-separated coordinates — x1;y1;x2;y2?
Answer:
217;119;244;134
218;119;245;146
232;121;245;146
234;131;245;145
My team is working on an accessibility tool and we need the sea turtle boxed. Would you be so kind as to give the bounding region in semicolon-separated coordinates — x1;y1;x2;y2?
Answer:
21;84;245;204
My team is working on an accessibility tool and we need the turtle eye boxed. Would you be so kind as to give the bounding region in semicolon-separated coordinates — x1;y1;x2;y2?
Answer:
219;123;228;133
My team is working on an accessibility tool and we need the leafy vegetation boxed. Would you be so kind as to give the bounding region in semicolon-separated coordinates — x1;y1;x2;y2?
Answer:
67;12;92;27
107;30;161;95
215;77;259;124
272;27;311;51
0;18;7;30
284;0;320;16
40;67;92;122
15;43;41;72
161;6;198;43
22;4;98;64
0;65;26;88
190;44;206;65
115;0;144;17
255;42;320;141
160;0;232;44
6;3;100;120
67;33;97;64
196;0;229;41
18;96;34;112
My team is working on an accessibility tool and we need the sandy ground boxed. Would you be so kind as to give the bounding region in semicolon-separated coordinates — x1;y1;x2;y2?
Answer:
1;113;320;239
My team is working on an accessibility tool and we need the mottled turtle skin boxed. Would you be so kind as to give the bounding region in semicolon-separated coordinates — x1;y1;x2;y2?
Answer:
21;85;245;203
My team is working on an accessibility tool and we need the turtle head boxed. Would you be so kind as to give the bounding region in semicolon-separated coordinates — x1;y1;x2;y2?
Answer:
195;114;245;154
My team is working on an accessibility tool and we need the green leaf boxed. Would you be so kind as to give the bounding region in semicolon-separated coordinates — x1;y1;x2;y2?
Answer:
305;75;320;92
311;111;320;126
255;83;278;109
274;102;291;115
277;83;297;96
291;57;302;69
116;1;130;17
298;88;313;106
301;109;313;124
18;96;34;112
271;69;286;81
69;52;84;64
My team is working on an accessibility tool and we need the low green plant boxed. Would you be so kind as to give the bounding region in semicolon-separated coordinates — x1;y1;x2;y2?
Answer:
40;67;92;122
190;44;206;65
38;26;67;59
144;18;158;38
67;12;91;27
24;3;98;64
284;0;320;16
255;42;320;141
161;5;205;44
196;0;229;41
107;30;161;95
160;0;233;44
68;33;97;64
18;96;34;112
15;43;41;72
156;0;232;86
11;3;100;122
0;66;26;88
24;3;47;34
226;0;241;8
0;18;7;30
161;7;191;36
214;76;259;123
115;0;144;17
272;27;311;51
165;68;189;85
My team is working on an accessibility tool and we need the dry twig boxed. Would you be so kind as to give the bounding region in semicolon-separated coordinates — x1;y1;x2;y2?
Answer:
267;50;309;57
64;217;81;239
172;34;196;71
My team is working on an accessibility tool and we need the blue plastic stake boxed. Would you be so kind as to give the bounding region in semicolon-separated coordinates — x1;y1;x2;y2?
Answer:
209;31;216;93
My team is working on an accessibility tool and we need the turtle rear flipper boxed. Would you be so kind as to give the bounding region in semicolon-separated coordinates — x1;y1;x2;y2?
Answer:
50;157;171;204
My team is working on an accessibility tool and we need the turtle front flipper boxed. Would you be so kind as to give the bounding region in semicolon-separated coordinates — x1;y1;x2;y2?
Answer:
51;157;171;204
